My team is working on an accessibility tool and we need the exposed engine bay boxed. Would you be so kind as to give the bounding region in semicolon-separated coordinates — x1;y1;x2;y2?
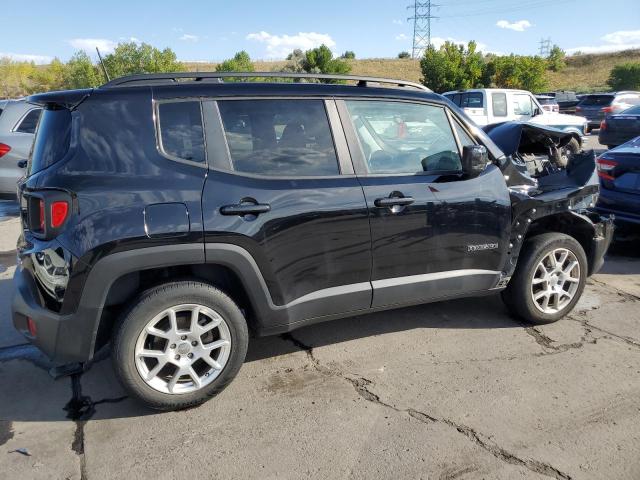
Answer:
483;122;577;177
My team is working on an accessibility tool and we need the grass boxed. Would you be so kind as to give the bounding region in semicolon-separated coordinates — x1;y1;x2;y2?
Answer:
185;49;640;93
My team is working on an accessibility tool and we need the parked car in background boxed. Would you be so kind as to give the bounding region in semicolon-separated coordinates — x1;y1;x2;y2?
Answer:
535;95;560;113
595;136;640;226
576;92;640;131
598;105;640;149
538;91;581;115
0;99;42;198
443;88;588;158
12;72;611;410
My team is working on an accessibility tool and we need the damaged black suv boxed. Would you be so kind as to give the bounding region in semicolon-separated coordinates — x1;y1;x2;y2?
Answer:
13;72;613;410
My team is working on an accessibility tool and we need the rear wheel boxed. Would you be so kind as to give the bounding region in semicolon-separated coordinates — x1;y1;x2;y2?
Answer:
502;233;587;324
112;281;248;410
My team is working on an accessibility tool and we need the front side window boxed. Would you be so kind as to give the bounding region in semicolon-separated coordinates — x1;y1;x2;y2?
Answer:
218;99;339;176
157;101;205;163
16;108;42;134
513;94;533;116
345;100;463;174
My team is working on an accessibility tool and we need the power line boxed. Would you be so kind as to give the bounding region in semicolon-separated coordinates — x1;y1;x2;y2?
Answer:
407;1;439;59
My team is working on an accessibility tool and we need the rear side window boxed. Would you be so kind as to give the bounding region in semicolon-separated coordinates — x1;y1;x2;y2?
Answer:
492;93;507;116
157;101;205;163
28;109;71;175
15;108;42;134
218;99;339;176
580;95;613;106
461;92;483;108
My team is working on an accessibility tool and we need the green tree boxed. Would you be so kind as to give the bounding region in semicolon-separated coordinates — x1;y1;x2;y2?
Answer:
608;62;640;90
302;45;351;77
30;58;66;93
420;41;485;93
341;50;356;59
64;51;100;88
488;54;547;91
102;42;183;77
215;50;255;72
547;45;566;72
398;51;411;59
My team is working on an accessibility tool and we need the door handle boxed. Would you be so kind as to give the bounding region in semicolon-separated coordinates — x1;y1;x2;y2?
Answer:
220;203;271;216
374;196;415;208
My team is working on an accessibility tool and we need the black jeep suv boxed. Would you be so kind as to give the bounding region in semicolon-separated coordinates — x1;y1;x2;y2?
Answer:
13;72;613;410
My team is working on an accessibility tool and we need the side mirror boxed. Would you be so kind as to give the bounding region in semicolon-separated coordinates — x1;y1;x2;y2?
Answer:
461;145;488;178
17;160;27;169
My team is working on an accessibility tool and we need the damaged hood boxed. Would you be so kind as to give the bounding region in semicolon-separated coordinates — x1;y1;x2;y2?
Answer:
483;122;573;157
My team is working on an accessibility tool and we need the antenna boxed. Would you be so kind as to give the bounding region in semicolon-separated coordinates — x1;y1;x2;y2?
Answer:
407;0;439;59
96;47;111;82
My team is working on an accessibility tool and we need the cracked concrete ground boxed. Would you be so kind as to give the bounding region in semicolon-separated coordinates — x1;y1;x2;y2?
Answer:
1;209;639;479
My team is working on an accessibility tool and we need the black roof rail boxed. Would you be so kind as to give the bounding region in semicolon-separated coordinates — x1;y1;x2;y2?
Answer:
100;71;432;92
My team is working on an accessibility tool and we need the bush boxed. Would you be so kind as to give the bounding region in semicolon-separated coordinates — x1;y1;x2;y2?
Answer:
341;51;356;60
420;41;484;92
547;45;566;72
488;54;547;92
215;51;254;73
398;51;411;59
608;62;640;90
102;42;183;77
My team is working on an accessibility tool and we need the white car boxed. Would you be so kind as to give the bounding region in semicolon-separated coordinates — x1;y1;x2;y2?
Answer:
443;88;588;138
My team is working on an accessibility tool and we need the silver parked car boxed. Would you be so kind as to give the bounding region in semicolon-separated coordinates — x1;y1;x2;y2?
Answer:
0;99;42;198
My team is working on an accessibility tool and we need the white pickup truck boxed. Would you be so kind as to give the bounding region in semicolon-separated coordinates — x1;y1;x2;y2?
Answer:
443;88;588;140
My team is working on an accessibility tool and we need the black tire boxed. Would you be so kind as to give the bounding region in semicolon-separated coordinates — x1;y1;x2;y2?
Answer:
112;281;249;411
501;233;587;325
555;137;581;167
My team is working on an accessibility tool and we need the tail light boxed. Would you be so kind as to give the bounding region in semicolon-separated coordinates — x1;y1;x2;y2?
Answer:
27;317;37;337
575;106;582;112
601;106;614;114
596;157;617;181
0;143;11;158
26;191;72;239
600;120;607;130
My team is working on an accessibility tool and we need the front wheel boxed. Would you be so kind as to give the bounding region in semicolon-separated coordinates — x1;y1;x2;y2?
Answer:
112;281;249;410
556;137;581;167
502;233;587;324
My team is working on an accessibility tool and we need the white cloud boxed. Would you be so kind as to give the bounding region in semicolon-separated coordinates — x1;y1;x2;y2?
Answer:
395;33;408;41
496;20;532;32
0;52;53;64
180;34;199;42
69;38;117;54
246;31;336;58
566;29;640;55
392;19;403;25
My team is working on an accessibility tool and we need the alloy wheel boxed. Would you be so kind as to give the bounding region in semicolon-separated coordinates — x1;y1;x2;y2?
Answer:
530;248;581;314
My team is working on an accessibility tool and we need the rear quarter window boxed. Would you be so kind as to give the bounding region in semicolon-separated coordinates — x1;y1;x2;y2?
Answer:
492;92;507;116
157;101;205;164
28;108;71;175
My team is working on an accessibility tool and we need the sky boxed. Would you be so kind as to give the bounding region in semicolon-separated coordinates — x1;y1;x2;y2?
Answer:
1;0;639;63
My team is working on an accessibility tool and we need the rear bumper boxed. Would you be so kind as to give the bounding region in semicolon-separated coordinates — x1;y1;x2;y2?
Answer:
597;130;637;147
12;263;98;364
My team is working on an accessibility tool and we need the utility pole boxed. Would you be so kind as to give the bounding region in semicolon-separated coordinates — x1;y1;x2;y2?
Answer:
538;37;551;57
407;1;439;59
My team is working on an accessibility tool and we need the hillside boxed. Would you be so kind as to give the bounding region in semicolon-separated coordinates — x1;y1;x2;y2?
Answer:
186;49;640;93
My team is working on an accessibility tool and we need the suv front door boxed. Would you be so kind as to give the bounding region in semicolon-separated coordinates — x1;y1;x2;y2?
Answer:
201;98;372;327
337;99;511;308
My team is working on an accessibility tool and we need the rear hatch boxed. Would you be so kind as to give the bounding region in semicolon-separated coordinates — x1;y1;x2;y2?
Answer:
577;94;613;123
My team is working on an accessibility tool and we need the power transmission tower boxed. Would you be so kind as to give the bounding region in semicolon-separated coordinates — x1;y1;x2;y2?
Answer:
538;37;552;57
407;1;439;59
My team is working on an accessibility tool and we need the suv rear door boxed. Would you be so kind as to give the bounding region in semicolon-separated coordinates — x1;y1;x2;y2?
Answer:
577;94;614;125
337;99;510;308
201;98;371;325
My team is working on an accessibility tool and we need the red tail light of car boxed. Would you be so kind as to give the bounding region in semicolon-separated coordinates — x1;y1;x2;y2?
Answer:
50;201;69;228
596;157;617;181
600;119;607;130
0;143;11;158
601;106;614;114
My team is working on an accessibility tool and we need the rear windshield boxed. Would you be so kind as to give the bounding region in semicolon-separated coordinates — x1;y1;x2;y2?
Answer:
28;108;71;175
621;105;640;115
579;95;613;106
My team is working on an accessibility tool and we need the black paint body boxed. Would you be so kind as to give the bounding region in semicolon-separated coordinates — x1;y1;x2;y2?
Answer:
11;81;611;364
